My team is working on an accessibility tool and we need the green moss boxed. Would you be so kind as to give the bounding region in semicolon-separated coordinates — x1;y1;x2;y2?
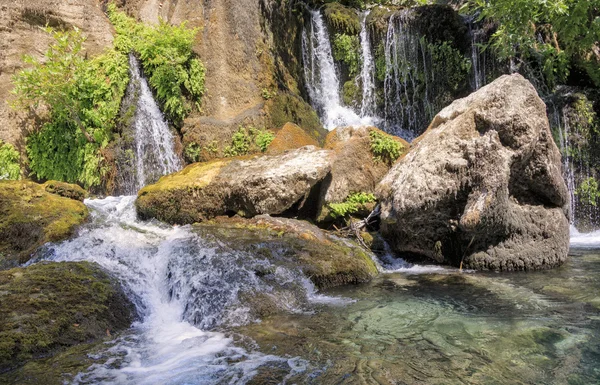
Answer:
0;261;134;373
193;217;378;289
342;80;361;108
0;181;88;268
267;92;326;144
323;3;361;35
42;181;87;202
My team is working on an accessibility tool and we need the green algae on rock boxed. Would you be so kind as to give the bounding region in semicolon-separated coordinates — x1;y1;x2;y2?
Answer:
194;215;379;290
136;146;332;224
0;180;89;268
0;261;134;374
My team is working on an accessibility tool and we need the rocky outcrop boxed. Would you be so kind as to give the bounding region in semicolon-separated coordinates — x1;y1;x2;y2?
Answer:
0;261;134;374
266;122;319;155
0;180;89;269
317;126;408;222
0;0;114;147
123;0;323;160
136;146;333;224
194;215;379;291
377;74;570;271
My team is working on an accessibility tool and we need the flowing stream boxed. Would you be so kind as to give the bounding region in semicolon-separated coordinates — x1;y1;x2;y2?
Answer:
359;10;378;120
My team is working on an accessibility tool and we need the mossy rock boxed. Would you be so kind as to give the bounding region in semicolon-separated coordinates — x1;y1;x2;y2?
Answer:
266;92;326;145
42;180;88;202
0;181;89;269
322;2;361;35
0;261;134;374
194;215;379;290
266;122;320;155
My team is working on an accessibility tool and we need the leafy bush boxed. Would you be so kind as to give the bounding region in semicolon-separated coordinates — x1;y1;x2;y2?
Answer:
464;0;600;87
12;28;129;188
332;33;361;77
107;3;206;124
0;142;20;180
329;192;377;219
184;142;202;163
576;177;600;206
369;130;403;165
427;40;472;94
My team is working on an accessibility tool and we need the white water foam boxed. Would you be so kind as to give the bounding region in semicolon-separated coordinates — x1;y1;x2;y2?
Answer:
570;226;600;249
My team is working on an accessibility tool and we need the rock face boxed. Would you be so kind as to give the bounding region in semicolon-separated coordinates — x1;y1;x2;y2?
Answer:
136;146;333;224
317;126;408;222
0;180;89;268
377;74;570;271
122;0;323;160
266;122;319;155
194;215;379;291
0;261;134;373
0;0;113;147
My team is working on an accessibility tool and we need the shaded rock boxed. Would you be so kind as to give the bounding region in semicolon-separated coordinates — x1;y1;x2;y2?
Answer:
0;181;88;268
0;261;134;374
194;215;379;290
377;74;570;271
136;146;333;224
42;180;87;202
266;122;319;155
317;126;408;222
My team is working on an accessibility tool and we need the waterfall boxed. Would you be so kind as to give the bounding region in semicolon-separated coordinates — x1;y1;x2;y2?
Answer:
126;54;182;192
468;17;487;90
302;10;374;130
383;12;436;140
359;10;377;119
33;196;338;384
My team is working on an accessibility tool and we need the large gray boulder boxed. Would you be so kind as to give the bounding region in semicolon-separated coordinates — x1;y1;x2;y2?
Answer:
136;146;333;224
376;74;570;271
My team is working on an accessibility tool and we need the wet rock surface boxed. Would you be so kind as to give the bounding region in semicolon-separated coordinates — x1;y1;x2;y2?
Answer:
194;215;379;291
0;180;89;269
377;74;570;271
136;146;333;224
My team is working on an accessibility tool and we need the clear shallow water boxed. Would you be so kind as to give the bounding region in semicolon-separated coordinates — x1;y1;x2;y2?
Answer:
237;250;600;384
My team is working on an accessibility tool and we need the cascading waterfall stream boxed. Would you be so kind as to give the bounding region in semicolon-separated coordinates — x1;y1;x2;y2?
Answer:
128;54;182;192
35;197;319;384
302;9;375;130
359;10;377;120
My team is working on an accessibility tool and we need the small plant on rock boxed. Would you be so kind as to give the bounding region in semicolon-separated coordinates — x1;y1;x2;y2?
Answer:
329;192;377;219
255;130;275;152
369;130;403;165
0;142;20;180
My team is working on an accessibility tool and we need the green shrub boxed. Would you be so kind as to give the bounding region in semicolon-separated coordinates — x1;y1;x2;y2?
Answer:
576;177;600;206
107;3;206;124
369;130;403;165
184;142;202;163
12;28;129;188
332;33;361;77
329;192;377;219
224;127;275;157
0;142;20;180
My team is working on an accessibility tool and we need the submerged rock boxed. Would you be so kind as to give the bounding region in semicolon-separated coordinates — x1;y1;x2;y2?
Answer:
317;126;408;222
0;181;89;268
194;215;379;291
377;74;570;271
136;146;333;224
0;261;134;374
